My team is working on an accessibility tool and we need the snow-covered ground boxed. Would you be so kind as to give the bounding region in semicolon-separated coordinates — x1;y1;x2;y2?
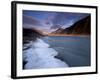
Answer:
23;38;69;69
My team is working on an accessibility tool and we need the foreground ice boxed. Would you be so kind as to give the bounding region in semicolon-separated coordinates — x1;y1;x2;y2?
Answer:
23;38;69;69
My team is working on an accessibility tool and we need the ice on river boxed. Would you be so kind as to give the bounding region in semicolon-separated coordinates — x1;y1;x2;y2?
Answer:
23;38;69;69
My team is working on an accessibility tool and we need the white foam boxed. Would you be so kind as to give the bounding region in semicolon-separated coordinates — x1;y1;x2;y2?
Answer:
33;38;50;48
23;38;69;69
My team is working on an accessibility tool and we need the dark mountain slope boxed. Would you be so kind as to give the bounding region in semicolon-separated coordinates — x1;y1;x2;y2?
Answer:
51;15;91;35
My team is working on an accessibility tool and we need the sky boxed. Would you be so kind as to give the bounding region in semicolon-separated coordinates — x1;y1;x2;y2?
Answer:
23;10;90;33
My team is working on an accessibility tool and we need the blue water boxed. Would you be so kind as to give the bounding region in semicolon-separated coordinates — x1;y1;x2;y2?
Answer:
43;36;90;67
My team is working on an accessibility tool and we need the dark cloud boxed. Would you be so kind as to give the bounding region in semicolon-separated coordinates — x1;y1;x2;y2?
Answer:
51;24;62;29
52;12;89;26
23;11;90;32
23;15;41;26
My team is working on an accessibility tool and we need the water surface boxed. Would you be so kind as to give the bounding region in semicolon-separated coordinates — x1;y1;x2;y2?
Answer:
43;36;90;67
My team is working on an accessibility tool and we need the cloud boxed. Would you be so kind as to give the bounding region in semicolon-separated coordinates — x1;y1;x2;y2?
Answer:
23;13;89;33
23;15;41;27
62;20;75;29
50;24;62;29
23;15;52;33
52;12;89;26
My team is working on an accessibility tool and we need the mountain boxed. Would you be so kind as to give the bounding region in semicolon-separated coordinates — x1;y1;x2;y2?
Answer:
51;28;64;34
50;15;91;35
23;28;45;44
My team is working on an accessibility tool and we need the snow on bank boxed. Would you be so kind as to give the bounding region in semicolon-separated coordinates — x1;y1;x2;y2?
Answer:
23;38;69;69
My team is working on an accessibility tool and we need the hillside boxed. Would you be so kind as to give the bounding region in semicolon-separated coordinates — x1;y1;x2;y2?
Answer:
50;15;91;35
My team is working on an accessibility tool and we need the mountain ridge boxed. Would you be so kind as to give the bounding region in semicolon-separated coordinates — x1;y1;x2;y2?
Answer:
50;15;91;35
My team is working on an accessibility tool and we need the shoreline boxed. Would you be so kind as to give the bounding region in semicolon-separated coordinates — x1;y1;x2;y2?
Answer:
46;34;90;37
